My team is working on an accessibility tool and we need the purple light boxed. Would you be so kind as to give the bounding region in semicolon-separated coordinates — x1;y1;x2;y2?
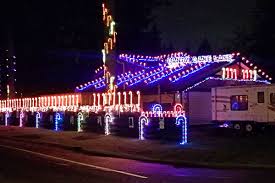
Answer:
175;115;188;145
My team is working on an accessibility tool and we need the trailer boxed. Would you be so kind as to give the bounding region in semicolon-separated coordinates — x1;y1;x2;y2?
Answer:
212;84;275;132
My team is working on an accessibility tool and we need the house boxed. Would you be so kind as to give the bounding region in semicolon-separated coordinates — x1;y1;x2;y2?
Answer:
76;52;272;125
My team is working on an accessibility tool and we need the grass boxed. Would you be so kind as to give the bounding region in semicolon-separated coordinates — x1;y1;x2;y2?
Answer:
1;125;275;168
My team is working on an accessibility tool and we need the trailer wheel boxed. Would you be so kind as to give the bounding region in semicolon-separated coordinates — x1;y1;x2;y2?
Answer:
233;123;241;130
245;123;253;133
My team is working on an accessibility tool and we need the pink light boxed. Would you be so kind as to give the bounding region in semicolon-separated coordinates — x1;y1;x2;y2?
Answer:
123;92;127;105
129;91;133;111
76;95;79;107
117;92;121;106
57;96;61;107
93;93;96;106
71;95;75;106
97;93;101;107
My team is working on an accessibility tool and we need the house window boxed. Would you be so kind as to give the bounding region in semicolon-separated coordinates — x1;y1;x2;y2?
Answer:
257;92;265;103
230;95;248;111
270;93;275;105
129;117;134;128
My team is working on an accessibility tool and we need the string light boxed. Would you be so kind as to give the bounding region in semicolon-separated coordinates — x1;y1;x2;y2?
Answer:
176;115;188;145
5;112;9;126
183;77;271;92
77;112;84;132
19;111;24;127
36;112;41;128
55;112;62;131
152;104;162;115
138;115;149;140
104;113;113;135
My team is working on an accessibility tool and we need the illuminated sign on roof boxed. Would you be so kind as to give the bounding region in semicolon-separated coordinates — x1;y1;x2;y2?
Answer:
166;54;235;68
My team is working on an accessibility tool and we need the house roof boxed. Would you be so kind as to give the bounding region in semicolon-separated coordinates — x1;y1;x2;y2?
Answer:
75;52;272;93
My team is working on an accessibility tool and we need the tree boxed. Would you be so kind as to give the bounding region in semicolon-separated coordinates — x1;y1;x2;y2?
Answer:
230;0;275;58
115;0;166;55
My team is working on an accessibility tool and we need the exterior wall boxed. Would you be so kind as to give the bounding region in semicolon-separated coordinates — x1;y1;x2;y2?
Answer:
188;91;212;125
142;94;174;104
141;93;182;107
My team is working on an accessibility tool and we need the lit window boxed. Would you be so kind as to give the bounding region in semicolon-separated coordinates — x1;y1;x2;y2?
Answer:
230;95;248;111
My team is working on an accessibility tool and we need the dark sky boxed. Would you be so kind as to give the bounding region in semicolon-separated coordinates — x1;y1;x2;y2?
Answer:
1;0;265;96
154;0;256;52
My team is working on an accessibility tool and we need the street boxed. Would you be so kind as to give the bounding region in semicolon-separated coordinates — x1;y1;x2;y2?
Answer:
0;140;274;183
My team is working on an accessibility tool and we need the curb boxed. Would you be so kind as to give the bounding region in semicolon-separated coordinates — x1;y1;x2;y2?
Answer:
1;136;275;170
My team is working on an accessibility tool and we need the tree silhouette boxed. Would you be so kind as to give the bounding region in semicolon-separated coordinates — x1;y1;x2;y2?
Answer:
115;0;165;55
197;38;212;55
230;0;275;58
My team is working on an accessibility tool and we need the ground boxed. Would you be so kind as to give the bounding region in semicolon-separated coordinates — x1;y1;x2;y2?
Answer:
0;125;275;168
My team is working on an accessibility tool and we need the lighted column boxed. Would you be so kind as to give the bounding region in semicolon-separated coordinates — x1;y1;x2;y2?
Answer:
76;95;79;107
47;96;50;107
5;112;9;126
97;93;101;107
137;91;141;112
36;112;41;128
176;115;188;145
93;93;96;107
123;92;127;106
253;70;257;81
113;91;116;106
102;93;106;106
139;115;149;140
72;95;75;107
108;92;112;106
65;95;68;107
55;113;62;131
19;111;24;127
117;92;121;106
104;113;113;135
129;91;133;112
77;112;84;132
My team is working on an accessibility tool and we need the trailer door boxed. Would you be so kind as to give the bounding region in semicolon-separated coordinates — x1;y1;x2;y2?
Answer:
250;89;268;123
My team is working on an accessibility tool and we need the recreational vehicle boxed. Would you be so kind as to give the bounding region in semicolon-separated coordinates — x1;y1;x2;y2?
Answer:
212;85;275;132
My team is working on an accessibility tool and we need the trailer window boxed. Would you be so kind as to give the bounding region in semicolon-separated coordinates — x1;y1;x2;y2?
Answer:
230;95;248;111
270;93;275;105
257;92;265;103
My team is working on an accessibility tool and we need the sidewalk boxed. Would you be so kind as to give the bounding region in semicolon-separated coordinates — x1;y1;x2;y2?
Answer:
1;126;275;169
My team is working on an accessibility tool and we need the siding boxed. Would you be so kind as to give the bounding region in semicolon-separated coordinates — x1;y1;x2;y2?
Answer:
189;92;212;125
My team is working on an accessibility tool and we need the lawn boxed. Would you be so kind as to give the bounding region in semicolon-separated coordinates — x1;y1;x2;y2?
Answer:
1;125;275;168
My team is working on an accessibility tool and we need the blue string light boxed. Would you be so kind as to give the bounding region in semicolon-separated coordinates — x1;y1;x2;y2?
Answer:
183;77;271;92
152;104;162;114
176;115;187;145
36;112;41;128
55;112;62;131
171;64;210;83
